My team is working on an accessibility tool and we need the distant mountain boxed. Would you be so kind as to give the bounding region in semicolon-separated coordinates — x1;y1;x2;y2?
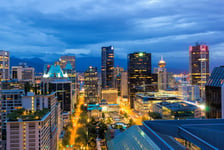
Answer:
10;57;51;73
10;56;185;74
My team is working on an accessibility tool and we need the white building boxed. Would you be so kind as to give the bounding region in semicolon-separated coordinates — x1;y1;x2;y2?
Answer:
178;85;200;101
6;92;61;150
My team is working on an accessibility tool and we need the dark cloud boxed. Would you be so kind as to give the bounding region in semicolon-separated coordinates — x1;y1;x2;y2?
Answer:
0;0;224;71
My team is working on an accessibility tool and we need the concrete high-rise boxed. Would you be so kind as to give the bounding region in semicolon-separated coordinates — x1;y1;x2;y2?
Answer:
205;66;224;119
6;92;61;150
189;44;209;99
121;72;128;98
101;46;114;89
0;89;24;149
0;50;10;80
11;63;35;82
128;52;153;108
84;66;99;104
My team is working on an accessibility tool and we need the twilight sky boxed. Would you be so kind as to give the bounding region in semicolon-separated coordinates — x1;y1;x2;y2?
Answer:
0;0;224;72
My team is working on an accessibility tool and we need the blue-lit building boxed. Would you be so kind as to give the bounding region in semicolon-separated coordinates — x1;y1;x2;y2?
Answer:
107;119;224;150
42;64;73;113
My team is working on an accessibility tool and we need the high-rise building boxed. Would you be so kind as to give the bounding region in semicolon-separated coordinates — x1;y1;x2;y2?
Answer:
114;67;124;96
84;66;99;104
11;63;35;82
6;92;61;150
59;55;76;70
0;89;24;149
101;46;114;89
205;66;224;119
42;64;74;126
0;50;10;80
120;72;128;98
128;52;153;108
42;79;72;113
189;44;209;99
157;56;168;90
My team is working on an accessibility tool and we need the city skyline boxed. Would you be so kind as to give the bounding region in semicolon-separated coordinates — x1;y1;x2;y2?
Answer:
0;0;223;71
1;1;224;150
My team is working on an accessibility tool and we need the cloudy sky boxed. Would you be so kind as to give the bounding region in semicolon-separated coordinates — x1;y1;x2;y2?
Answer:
0;0;223;71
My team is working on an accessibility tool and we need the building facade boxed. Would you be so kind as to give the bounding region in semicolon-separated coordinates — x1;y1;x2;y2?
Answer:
101;46;114;89
48;80;72;113
205;66;224;119
0;50;10;80
189;44;209;99
101;89;118;104
128;52;152;108
84;66;99;104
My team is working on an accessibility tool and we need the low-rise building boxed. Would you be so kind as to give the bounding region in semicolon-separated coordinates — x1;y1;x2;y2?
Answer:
134;92;182;115
153;102;201;119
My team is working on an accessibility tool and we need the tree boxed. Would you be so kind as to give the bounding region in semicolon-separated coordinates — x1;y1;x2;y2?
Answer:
79;111;88;124
102;112;105;119
124;112;128;118
128;118;135;126
62;130;71;146
106;118;112;124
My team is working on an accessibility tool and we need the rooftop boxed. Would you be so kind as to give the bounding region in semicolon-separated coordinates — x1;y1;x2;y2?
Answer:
7;108;50;122
108;119;224;150
156;102;198;111
43;64;68;78
136;92;182;101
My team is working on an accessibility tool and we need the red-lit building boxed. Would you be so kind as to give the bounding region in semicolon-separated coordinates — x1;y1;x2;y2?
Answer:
189;44;209;99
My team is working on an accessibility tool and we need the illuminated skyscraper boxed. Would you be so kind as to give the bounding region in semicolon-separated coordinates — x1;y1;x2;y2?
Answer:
101;46;114;89
128;52;152;108
0;50;10;80
189;44;209;99
84;66;99;104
